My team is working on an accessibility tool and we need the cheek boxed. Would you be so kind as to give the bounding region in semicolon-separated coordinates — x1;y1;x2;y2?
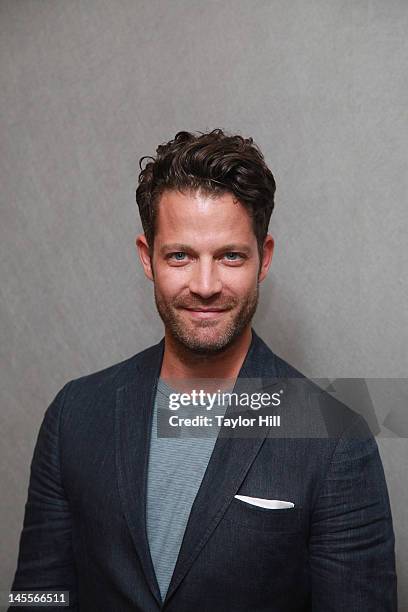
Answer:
220;267;258;293
155;267;188;296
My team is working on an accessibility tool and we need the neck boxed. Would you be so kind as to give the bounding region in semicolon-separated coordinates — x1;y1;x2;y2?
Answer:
160;326;253;380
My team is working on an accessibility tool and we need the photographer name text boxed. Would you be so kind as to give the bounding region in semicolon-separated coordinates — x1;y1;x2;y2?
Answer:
168;414;281;428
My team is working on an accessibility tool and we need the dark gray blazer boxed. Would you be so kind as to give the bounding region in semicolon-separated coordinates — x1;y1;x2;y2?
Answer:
10;330;397;611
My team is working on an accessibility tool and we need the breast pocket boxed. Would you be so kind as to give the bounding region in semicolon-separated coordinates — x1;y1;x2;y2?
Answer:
223;497;302;534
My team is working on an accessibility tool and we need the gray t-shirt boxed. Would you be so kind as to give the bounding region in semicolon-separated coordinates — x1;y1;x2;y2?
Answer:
146;379;224;601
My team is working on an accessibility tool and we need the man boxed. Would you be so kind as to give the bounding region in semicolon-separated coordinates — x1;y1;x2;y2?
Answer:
10;130;397;610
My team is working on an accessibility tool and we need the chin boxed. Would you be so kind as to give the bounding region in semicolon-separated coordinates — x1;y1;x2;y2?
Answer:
175;325;238;355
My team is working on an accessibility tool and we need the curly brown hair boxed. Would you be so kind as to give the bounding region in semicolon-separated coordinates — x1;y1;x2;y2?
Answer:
136;129;276;259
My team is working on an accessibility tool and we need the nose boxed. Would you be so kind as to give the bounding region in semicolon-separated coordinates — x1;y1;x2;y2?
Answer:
188;257;222;299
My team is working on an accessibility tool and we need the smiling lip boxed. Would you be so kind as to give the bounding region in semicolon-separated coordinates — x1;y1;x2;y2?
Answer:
182;307;228;319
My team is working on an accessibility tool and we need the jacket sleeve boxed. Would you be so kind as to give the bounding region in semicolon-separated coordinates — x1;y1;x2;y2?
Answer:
9;382;78;611
309;414;397;611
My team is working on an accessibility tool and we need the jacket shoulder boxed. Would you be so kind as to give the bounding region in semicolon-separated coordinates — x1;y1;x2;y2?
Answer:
253;332;369;438
62;339;164;401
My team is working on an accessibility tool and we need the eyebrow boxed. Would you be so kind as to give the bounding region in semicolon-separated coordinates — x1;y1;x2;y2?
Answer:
159;243;253;256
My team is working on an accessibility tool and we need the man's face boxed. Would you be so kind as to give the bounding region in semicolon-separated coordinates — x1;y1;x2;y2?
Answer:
137;189;273;354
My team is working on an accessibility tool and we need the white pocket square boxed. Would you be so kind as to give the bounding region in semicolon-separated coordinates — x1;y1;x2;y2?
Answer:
234;495;295;509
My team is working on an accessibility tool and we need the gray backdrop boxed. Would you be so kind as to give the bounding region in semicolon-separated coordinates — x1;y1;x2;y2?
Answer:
1;0;407;605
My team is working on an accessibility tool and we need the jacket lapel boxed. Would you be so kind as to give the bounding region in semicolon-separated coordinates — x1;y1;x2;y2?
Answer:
115;339;165;606
163;330;283;605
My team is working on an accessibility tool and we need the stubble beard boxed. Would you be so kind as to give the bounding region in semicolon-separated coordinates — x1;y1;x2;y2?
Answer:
154;284;259;355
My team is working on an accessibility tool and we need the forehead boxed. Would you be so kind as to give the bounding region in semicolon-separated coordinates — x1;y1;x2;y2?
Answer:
155;189;255;242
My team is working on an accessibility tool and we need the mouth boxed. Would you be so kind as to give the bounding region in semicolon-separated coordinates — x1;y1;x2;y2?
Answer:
181;307;230;320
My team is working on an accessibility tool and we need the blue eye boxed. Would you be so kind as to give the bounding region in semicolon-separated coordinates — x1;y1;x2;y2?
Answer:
169;252;187;261
224;252;241;260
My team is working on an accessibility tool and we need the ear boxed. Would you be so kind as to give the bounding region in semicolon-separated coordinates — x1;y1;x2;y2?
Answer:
136;234;154;281
258;234;274;282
